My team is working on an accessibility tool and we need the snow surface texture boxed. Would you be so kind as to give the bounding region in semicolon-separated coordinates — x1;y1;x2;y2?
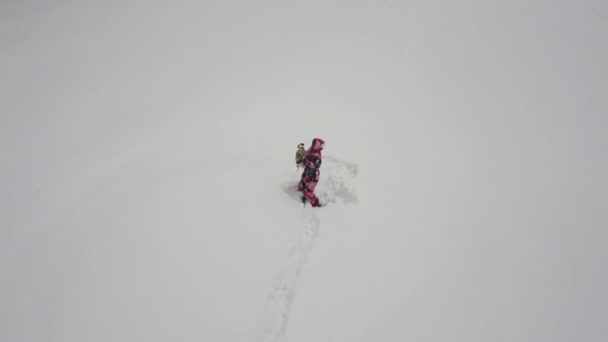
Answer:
2;1;608;341
258;209;321;342
264;157;358;342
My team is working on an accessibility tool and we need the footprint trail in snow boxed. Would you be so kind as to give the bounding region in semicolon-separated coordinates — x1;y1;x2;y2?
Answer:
258;211;320;342
258;156;358;342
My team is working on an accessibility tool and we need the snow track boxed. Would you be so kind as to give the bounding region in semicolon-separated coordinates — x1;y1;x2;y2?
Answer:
258;211;320;342
259;156;358;341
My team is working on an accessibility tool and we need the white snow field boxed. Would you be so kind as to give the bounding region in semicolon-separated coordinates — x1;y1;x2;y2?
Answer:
2;1;607;341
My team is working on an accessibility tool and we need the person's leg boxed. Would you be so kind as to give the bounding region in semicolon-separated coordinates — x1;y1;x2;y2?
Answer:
304;181;320;207
298;172;309;192
305;192;320;207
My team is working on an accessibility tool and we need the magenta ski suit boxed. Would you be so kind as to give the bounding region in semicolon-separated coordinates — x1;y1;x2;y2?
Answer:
298;138;325;207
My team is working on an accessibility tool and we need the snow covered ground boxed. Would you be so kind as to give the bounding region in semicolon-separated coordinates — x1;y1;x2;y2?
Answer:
2;1;607;341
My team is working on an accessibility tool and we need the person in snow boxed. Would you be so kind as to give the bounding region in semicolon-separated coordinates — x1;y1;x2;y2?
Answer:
298;138;325;207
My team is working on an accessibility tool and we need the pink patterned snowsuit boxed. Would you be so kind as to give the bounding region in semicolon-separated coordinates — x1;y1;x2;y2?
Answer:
298;138;325;207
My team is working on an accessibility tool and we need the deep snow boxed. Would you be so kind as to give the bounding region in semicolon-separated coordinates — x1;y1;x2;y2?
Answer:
2;1;607;341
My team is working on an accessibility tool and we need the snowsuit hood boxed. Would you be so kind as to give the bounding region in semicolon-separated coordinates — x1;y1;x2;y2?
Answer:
308;138;325;154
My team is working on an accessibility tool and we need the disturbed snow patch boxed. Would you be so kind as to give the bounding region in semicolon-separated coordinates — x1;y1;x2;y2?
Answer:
257;211;320;342
280;155;359;207
260;156;358;341
316;156;359;206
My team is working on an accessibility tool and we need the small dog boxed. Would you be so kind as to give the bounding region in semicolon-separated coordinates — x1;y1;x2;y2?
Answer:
295;143;305;170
